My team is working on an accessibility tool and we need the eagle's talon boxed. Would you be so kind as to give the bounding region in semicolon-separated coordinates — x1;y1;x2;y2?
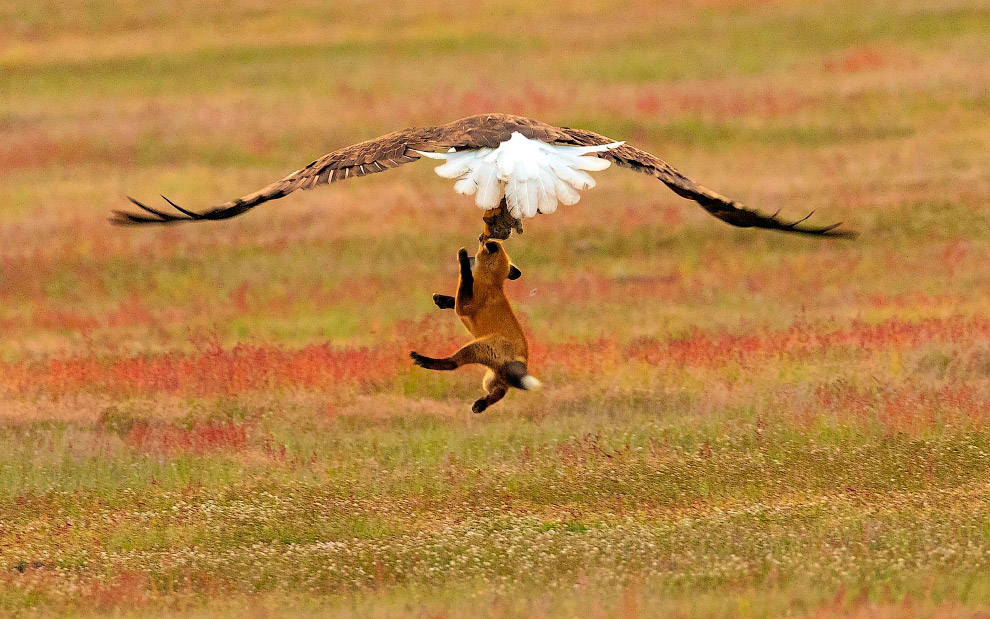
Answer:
481;200;521;241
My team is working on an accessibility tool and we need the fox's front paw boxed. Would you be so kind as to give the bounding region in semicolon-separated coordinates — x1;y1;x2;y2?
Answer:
471;399;489;414
410;351;428;367
457;247;469;261
432;294;455;309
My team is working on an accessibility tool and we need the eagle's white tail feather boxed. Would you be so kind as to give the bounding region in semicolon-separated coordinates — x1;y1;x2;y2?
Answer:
454;177;476;196
453;165;483;195
476;166;503;208
551;142;622;157
535;167;557;214
550;163;596;191
430;151;483;179
563;153;612;172
415;150;450;160
419;133;622;219
525;179;540;218
552;175;581;205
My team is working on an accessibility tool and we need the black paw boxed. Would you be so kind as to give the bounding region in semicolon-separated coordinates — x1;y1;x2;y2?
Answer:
458;247;469;261
472;399;489;414
410;351;427;367
433;294;455;309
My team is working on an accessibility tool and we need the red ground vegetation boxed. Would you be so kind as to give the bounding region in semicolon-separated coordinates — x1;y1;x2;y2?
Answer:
3;315;984;401
0;342;404;398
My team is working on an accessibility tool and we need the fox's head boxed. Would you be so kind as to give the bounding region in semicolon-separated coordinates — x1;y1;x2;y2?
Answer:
474;240;521;283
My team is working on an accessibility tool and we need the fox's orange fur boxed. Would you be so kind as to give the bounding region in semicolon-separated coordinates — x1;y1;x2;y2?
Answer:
411;241;540;413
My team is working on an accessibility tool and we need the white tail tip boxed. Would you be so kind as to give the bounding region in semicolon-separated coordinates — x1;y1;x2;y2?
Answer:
520;375;542;391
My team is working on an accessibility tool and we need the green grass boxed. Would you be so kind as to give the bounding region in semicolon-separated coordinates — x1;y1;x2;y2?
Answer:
4;407;990;615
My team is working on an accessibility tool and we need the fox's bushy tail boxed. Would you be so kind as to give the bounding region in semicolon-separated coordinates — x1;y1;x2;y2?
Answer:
503;361;542;391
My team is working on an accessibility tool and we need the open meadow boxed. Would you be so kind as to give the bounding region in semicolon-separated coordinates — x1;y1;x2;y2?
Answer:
2;0;990;616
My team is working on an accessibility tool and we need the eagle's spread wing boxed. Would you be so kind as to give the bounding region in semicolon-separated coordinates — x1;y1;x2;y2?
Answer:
111;116;531;225
114;113;854;238
550;127;855;238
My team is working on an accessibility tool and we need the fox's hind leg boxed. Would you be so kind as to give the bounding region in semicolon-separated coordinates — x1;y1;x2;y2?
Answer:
472;370;508;414
409;351;458;370
411;336;508;372
472;386;507;414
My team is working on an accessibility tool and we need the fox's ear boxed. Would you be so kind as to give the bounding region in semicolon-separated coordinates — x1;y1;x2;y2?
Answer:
507;265;522;280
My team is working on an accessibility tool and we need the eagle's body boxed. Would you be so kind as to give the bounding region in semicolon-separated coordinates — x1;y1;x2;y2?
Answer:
418;131;622;219
114;113;852;239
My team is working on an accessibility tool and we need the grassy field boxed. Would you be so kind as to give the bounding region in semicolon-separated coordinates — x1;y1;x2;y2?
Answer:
2;0;990;616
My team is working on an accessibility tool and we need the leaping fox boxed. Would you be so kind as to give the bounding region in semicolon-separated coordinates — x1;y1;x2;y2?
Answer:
411;241;540;413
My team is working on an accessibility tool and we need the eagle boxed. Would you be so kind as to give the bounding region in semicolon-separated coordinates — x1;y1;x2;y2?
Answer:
113;113;854;240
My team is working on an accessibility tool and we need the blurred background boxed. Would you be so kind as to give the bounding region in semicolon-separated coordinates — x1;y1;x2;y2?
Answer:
3;2;990;615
